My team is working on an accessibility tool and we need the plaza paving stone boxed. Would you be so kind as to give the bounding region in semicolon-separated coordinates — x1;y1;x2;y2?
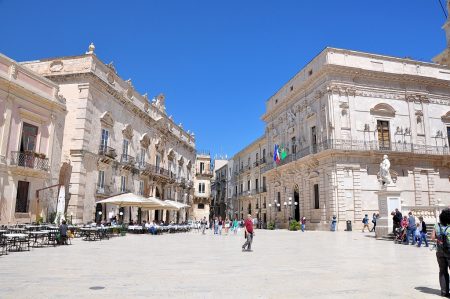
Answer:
0;229;440;298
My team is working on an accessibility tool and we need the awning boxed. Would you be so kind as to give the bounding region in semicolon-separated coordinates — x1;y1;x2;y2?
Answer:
97;193;166;209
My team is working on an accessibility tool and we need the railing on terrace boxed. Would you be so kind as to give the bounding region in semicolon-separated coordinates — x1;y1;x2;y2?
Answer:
10;151;49;171
263;139;449;173
96;185;113;196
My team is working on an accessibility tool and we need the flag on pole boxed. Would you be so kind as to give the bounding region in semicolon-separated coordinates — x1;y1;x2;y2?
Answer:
281;146;287;160
273;144;280;163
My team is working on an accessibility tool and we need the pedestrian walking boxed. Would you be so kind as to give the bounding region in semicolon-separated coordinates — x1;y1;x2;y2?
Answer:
201;217;207;235
232;218;239;235
214;216;219;235
370;213;378;232
218;216;223;235
431;208;450;297
393;208;402;233
242;214;254;252
406;212;416;245
330;215;337;231
362;214;370;232
301;217;306;232
417;216;429;247
225;217;230;235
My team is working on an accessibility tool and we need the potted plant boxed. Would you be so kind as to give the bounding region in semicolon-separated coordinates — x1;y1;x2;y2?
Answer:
267;221;275;230
289;220;300;231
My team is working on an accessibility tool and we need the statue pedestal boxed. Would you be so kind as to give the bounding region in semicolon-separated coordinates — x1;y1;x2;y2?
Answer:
375;185;402;239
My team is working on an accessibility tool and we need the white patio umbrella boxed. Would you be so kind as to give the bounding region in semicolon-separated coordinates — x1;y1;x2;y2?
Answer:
146;197;178;210
164;200;190;210
97;193;166;209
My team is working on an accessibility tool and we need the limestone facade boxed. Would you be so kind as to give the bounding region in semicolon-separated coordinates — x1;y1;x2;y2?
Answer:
191;153;212;221
229;136;268;223
231;47;450;230
22;45;196;224
0;53;66;224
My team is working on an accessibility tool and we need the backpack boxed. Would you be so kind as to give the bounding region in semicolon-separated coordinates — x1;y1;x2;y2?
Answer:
437;224;450;256
362;218;365;224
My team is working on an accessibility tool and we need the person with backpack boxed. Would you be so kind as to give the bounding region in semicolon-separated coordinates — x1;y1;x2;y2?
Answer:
362;214;370;232
431;208;450;297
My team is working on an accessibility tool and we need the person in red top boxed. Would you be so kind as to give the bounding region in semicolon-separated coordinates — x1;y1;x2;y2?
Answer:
242;214;254;252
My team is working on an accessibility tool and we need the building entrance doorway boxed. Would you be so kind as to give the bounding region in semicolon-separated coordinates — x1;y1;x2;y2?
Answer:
294;185;300;221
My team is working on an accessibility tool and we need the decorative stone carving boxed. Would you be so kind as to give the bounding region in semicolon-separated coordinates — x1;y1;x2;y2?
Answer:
442;111;450;123
370;103;396;117
140;133;151;148
154;93;166;113
178;156;184;165
86;42;95;55
287;108;296;128
107;71;115;85
100;111;114;127
144;102;150;113
406;93;429;103
49;60;64;72
122;124;133;139
9;64;17;79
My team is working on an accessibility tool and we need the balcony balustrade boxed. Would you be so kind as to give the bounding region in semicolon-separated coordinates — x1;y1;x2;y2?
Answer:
263;139;450;173
10;151;49;171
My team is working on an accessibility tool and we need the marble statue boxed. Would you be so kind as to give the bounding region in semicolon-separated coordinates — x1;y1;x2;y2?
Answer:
379;154;392;185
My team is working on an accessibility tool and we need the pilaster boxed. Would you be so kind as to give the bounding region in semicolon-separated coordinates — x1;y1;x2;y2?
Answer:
413;169;422;206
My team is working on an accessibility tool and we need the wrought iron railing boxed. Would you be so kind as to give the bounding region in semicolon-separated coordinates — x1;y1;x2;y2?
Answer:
263;139;449;173
10;151;49;171
96;185;113;196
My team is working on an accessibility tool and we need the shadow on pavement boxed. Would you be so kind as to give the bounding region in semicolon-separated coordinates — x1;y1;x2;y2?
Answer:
415;286;441;296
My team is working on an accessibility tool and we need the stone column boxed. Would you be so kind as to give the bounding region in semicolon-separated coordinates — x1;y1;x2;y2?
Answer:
428;171;437;206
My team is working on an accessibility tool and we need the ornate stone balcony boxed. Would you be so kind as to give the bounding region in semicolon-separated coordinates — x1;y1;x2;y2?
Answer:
9;151;49;172
98;145;117;163
120;154;136;170
95;185;113;197
262;139;450;173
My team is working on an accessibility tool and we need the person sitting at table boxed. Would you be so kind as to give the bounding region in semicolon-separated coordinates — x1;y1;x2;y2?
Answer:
59;220;68;245
149;221;157;235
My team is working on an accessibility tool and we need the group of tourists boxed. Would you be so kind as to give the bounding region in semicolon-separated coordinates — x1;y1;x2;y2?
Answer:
392;208;428;247
210;216;243;235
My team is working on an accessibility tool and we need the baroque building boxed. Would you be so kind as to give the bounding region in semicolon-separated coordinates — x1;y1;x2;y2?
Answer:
22;44;196;224
230;45;450;230
191;152;212;221
0;53;66;224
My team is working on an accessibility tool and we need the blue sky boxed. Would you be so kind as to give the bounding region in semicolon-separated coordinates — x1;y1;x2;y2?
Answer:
0;0;446;157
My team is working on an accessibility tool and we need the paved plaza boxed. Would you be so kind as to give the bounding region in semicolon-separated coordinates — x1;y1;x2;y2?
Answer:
0;229;440;299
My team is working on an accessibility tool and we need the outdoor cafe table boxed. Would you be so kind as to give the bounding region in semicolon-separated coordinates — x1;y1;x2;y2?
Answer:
80;228;100;241
28;231;48;247
4;233;29;252
25;225;41;231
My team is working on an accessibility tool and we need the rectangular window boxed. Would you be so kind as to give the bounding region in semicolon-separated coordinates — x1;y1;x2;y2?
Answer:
263;177;266;191
262;149;266;162
139;148;145;167
100;128;109;150
198;203;205;209
120;176;126;193
311;126;317;153
198;183;202;193
200;162;204;174
20;123;38;152
240;184;243;193
156;154;161;169
314;184;319;209
97;170;105;189
139;181;144;195
447;126;450;147
247;180;250;191
291;136;297;154
377;120;391;150
235;186;238;196
255;178;259;191
15;181;30;213
122;139;129;158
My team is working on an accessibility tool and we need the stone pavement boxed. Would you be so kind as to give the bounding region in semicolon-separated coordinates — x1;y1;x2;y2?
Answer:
0;229;440;299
